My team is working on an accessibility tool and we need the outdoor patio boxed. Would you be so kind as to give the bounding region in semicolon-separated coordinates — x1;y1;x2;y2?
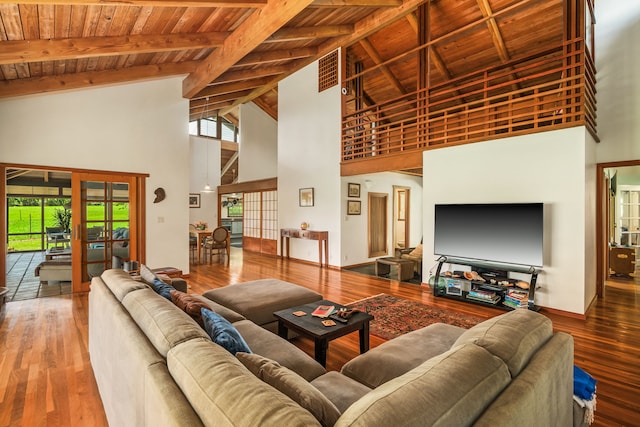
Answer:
5;252;71;301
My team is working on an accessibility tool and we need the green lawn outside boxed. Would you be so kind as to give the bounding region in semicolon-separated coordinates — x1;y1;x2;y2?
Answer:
7;204;129;252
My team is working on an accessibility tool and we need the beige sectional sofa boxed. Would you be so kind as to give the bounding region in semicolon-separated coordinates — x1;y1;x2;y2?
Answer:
89;269;575;427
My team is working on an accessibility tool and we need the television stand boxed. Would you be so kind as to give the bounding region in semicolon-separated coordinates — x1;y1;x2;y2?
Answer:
432;256;539;311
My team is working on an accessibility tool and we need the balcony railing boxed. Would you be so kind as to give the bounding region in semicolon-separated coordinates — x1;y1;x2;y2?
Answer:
342;38;596;163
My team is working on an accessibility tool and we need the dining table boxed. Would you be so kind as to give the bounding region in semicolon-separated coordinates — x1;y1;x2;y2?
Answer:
194;229;212;263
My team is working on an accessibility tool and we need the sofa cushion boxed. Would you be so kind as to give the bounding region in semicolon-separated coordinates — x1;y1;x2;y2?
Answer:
122;288;210;357
335;343;511;427
453;309;552;377
340;322;466;388
168;339;322;427
202;278;322;326
201;308;252;355
234;319;326;381
150;277;175;300
310;371;372;414
237;352;340;427
100;269;148;302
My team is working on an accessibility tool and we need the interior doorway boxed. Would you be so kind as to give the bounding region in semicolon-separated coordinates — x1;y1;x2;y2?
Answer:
392;186;410;252
368;192;388;257
597;161;640;297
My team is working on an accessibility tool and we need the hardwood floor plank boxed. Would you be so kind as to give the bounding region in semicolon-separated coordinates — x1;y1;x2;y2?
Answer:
1;248;638;426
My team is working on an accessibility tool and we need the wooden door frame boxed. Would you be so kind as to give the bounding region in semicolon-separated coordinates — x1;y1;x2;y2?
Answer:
596;159;640;298
2;162;147;293
392;186;410;251
368;192;388;258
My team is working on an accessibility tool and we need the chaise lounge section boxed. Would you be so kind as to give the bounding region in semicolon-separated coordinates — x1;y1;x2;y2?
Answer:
89;268;575;426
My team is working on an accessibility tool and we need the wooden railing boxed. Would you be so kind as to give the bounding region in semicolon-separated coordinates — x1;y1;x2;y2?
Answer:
342;39;597;163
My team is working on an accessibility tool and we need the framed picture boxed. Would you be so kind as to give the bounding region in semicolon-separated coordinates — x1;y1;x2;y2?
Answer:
189;193;201;208
299;188;314;207
348;182;360;198
347;200;361;215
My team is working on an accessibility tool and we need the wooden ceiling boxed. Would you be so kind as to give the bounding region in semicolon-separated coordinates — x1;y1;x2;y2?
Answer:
0;0;564;126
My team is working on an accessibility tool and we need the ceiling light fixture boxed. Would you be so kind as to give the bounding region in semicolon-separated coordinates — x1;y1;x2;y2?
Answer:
202;99;215;193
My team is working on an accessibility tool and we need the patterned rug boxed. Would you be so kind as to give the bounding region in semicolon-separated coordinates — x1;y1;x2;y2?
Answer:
346;293;484;340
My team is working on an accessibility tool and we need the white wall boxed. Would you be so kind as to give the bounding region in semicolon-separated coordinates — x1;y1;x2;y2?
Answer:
238;102;277;182
340;173;423;266
423;127;596;314
594;1;640;163
0;77;191;273
278;60;342;266
189;136;221;229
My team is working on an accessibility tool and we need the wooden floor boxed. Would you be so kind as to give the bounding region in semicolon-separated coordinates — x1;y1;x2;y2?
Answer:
1;247;639;426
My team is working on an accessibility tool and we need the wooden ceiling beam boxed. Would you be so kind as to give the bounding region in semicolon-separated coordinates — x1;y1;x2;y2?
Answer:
476;0;509;62
251;95;277;120
0;61;197;98
219;0;426;115
266;25;354;43
0;32;229;65
191;77;272;100
235;47;318;66
359;38;406;95
190;90;253;108
311;0;401;7
215;63;293;84
182;0;314;99
0;0;267;7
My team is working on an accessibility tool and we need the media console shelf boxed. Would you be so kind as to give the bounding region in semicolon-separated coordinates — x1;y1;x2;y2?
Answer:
433;256;539;311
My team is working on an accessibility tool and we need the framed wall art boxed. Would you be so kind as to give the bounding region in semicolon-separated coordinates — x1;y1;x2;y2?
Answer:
189;193;201;208
299;188;314;207
348;182;360;198
347;200;361;215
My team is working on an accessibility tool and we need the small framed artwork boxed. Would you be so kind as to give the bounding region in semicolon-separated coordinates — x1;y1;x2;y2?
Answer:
347;200;361;215
189;193;201;208
348;182;360;198
299;188;314;207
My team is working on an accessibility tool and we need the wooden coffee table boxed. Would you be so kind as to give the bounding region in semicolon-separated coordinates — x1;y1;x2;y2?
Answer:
45;247;72;260
274;299;374;367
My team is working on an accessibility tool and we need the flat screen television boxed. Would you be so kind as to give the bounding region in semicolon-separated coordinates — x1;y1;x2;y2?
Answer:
434;203;544;267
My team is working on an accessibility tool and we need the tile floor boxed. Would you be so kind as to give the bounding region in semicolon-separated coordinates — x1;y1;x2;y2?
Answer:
5;252;71;301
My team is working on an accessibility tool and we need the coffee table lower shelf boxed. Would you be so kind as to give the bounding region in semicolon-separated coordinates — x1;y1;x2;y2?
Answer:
273;299;374;367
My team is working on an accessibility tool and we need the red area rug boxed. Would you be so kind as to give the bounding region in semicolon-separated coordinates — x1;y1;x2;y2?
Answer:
346;293;484;340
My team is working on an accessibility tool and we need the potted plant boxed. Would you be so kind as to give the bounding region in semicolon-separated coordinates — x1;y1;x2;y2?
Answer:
53;208;72;232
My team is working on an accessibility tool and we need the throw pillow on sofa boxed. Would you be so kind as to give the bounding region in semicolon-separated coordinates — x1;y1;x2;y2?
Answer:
201;308;252;355
236;352;340;427
150;277;175;300
170;290;211;326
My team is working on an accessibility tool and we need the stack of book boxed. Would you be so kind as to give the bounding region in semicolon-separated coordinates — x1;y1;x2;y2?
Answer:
503;289;529;309
467;289;500;305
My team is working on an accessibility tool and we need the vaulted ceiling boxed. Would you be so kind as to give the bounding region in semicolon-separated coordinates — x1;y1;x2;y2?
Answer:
0;0;564;124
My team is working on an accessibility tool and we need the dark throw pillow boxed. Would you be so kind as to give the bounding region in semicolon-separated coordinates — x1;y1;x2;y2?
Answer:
201;308;251;355
170;290;210;326
150;277;174;300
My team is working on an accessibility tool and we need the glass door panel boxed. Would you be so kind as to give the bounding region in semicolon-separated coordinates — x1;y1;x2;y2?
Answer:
72;173;138;292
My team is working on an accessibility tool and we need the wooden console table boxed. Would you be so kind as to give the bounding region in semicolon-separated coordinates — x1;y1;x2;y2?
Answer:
280;228;329;267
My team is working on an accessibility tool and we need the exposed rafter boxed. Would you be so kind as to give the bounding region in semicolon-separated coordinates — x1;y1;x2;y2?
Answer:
359;38;406;95
182;0;315;98
0;0;267;6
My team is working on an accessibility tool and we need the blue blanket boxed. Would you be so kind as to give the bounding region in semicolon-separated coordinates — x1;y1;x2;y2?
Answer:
574;365;596;401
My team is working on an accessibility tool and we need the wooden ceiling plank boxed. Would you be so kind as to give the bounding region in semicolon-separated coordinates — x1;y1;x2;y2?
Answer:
215;63;292;84
0;60;197;97
0;32;229;65
266;25;353;42
311;0;401;7
235;46;317;66
219;0;427;115
182;0;314;98
0;1;267;7
190;89;253;107
359;38;405;95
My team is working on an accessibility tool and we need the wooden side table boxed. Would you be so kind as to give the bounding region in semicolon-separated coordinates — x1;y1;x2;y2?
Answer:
280;228;329;267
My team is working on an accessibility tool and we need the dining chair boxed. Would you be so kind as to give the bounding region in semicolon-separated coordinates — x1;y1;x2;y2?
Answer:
203;226;230;264
189;224;198;264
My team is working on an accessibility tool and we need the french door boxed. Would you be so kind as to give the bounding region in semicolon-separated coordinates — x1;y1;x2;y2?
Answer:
71;172;145;292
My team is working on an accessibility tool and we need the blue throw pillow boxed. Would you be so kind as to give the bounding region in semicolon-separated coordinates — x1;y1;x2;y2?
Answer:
201;308;252;355
150;277;174;300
